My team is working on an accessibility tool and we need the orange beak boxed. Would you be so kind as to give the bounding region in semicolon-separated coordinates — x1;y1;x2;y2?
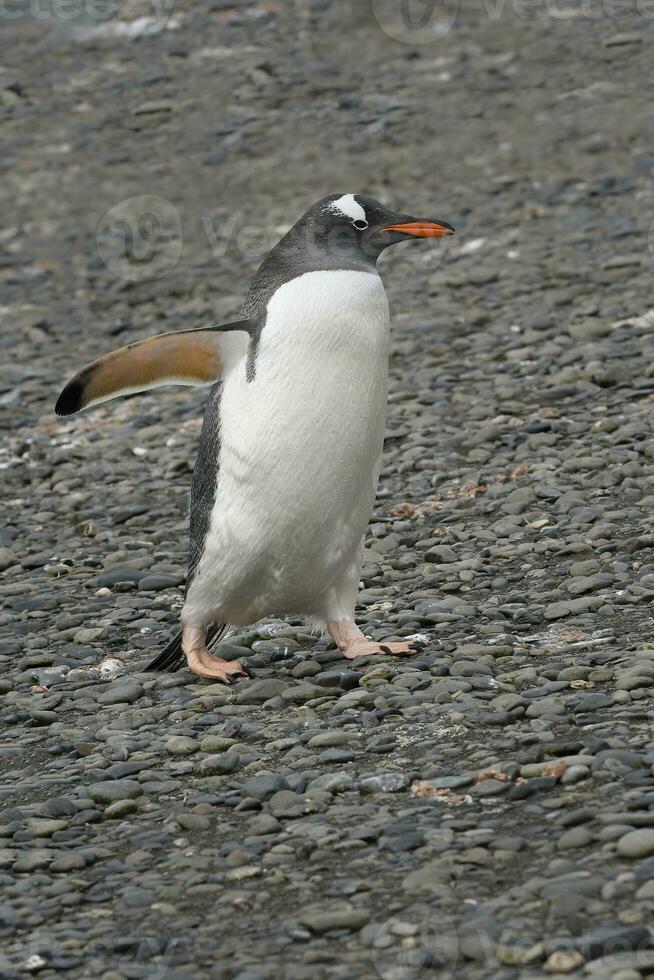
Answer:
382;220;455;238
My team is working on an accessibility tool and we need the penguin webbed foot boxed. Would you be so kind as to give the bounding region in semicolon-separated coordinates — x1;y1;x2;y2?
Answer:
186;649;252;684
341;638;424;660
327;619;425;660
182;625;253;684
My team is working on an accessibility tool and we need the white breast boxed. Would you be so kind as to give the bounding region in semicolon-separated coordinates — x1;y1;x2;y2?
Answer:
186;269;390;625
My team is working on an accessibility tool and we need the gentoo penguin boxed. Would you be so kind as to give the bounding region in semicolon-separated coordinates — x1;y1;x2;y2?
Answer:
56;194;454;683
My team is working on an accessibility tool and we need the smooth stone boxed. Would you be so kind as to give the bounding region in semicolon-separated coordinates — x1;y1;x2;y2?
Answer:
360;773;411;793
24;818;68;837
86;780;143;804
165;735;198;755
558;826;594;849
95;684;145;705
298;908;371;934
617;829;654;858
50;853;87;872
236;679;288;704
0;547;17;572
104;800;139;819
138;574;182;591
307;732;357;748
200;753;240;774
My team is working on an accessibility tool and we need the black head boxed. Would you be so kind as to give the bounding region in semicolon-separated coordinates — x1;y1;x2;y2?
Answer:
278;193;454;269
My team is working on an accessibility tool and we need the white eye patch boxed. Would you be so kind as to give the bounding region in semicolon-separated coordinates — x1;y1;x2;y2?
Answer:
327;194;367;223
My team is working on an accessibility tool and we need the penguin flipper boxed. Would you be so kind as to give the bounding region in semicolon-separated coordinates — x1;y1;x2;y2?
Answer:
55;319;257;416
143;623;229;673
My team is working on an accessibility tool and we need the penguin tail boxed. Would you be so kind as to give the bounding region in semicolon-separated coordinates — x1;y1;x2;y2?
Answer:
143;623;230;673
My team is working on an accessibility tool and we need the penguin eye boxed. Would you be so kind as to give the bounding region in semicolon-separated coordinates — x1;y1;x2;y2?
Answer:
352;219;368;230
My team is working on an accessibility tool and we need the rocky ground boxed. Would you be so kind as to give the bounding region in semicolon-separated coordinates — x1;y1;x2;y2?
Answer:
1;1;654;978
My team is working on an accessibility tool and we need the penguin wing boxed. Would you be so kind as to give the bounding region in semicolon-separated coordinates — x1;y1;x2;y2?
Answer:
55;319;257;417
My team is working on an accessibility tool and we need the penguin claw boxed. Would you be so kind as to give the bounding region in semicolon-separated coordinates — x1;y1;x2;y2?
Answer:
225;665;253;684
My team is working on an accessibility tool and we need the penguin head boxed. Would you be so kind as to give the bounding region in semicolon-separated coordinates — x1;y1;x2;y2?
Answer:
287;194;454;265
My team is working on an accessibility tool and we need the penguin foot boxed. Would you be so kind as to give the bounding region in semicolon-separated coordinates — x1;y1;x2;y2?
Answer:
186;648;252;684
340;638;423;660
182;625;252;684
327;619;424;660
